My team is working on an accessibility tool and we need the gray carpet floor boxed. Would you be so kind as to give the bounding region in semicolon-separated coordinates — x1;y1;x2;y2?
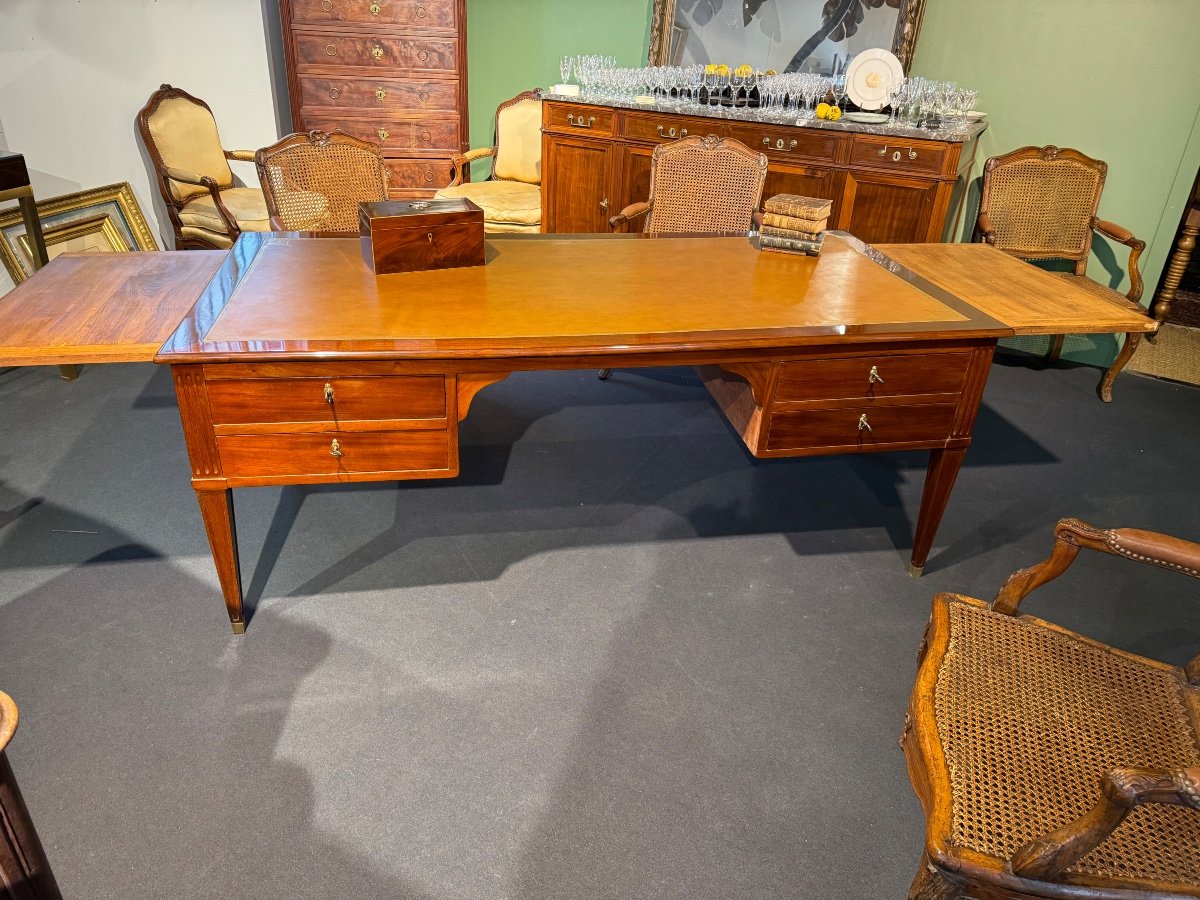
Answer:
1;357;1198;899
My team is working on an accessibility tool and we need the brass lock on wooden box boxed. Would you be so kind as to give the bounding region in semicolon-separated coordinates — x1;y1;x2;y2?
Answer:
359;198;485;275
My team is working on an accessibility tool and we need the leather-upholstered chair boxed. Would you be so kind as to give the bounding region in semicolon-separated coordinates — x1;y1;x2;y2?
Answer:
256;130;388;233
905;517;1200;899
434;91;542;234
137;84;269;250
977;145;1152;402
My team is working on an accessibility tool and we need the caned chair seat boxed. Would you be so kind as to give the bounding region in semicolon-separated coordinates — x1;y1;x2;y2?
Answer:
905;518;1200;899
929;597;1200;887
178;187;271;234
434;180;541;228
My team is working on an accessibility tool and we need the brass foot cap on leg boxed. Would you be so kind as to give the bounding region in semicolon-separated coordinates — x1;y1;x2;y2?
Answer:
907;563;925;578
231;621;247;635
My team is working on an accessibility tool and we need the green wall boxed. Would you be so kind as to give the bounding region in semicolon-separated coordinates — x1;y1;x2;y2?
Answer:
462;0;1200;363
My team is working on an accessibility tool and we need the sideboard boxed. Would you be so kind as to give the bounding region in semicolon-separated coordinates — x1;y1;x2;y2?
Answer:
541;98;984;243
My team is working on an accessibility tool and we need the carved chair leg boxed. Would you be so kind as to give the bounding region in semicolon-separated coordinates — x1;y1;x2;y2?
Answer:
1045;333;1065;364
1098;331;1141;403
57;365;79;381
597;368;611;380
908;855;963;899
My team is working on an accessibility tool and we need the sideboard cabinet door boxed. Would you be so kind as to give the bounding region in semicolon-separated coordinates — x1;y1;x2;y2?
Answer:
838;171;941;244
543;135;618;234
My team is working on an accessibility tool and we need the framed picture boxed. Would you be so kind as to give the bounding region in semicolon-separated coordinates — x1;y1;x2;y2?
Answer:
0;182;158;284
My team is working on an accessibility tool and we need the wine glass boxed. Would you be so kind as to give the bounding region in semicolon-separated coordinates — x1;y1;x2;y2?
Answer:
559;55;574;87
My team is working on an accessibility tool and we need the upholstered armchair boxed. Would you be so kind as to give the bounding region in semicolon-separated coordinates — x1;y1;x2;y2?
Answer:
137;84;269;250
608;134;767;235
256;131;388;233
977;145;1153;402
433;91;542;233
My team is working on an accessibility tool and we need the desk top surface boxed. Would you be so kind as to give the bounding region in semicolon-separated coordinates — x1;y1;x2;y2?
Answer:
156;232;1007;362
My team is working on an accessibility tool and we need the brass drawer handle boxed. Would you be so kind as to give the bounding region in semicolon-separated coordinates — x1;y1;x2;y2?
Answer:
321;0;333;9
878;144;888;156
908;148;918;160
330;438;344;457
567;114;595;128
416;4;427;16
324;382;335;404
419;90;430;103
372;45;384;60
377;128;389;141
326;43;337;56
420;129;431;142
369;2;381;14
328;87;342;100
858;414;872;432
868;365;884;384
376;87;387;100
657;125;678;138
417;49;429;63
599;197;609;211
764;137;798;151
424;170;434;182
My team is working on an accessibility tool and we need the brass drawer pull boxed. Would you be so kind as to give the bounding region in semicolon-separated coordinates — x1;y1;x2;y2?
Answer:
908;148;917;159
324;382;335;404
330;438;344;457
416;5;427;17
326;43;337;56
600;197;609;211
420;129;431;142
657;125;680;138
567;114;596;128
868;365;884;384
376;87;387;100
369;2;381;14
321;0;333;9
417;49;429;63
878;144;888;156
328;87;342;100
377;127;389;140
372;45;384;60
424;170;434;182
764;137;798;152
858;414;872;432
419;90;430;103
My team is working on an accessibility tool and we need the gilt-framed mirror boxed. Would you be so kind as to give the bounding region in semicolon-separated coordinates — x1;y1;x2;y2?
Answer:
648;0;927;75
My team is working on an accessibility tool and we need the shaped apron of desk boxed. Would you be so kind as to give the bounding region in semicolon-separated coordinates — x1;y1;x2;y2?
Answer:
0;233;1155;633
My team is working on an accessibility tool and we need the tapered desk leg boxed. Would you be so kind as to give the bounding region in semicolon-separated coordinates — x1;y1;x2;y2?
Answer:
16;193;74;382
909;447;968;577
0;751;62;899
195;489;245;633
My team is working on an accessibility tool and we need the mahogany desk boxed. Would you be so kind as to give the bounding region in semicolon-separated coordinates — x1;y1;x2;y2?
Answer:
0;233;1155;633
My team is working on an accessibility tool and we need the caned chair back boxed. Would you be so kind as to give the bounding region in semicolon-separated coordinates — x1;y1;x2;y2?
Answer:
642;135;768;236
978;145;1107;262
137;84;235;204
491;93;542;185
256;131;388;232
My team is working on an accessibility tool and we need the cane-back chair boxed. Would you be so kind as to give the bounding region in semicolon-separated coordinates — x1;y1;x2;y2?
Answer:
905;517;1200;899
255;130;389;233
977;145;1153;401
434;91;542;233
609;134;768;235
136;84;269;250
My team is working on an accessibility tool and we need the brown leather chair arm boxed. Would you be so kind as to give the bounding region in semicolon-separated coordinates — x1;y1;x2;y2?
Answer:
448;147;494;187
993;517;1200;616
1093;217;1147;303
976;211;997;244
163;166;214;187
609;201;650;231
164;168;240;236
225;149;257;162
1011;766;1200;879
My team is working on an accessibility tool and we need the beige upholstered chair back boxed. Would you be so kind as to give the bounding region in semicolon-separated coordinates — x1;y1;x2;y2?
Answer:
642;135;768;236
491;94;542;185
978;145;1107;262
139;87;235;203
256;131;389;232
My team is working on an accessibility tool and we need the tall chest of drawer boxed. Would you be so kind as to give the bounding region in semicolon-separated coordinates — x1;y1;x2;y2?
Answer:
279;0;469;200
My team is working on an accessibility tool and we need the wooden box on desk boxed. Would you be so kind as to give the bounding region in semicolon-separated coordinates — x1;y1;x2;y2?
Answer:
359;198;485;275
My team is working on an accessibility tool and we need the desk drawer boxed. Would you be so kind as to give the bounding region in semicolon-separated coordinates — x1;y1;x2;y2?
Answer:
217;430;451;477
293;32;458;73
621;112;701;144
849;135;949;177
767;403;957;451
724;122;844;163
386;157;454;190
304;117;460;153
542;103;615;137
299;75;458;112
289;0;457;28
207;375;446;427
775;352;970;403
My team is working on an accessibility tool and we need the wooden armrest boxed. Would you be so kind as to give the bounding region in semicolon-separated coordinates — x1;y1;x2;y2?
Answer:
993;518;1200;616
609;201;650;231
1011;766;1200;879
225;150;256;162
163;166;216;187
976;211;997;244
447;147;494;187
1093;217;1147;303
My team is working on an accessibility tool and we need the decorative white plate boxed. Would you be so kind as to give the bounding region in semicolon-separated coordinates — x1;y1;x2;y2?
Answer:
965;110;988;121
843;111;890;124
845;48;904;111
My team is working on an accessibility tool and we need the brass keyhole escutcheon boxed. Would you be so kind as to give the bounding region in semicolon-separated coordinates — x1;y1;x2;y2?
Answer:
427;232;434;242
372;45;384;60
369;2;381;14
376;88;387;100
419;91;430;103
418;49;428;62
893;150;902;162
416;5;427;16
868;365;884;384
858;414;872;432
330;439;344;457
326;43;337;56
377;128;389;141
324;383;334;404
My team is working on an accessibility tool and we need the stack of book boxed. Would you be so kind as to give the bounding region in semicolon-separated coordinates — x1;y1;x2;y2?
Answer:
758;194;833;256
